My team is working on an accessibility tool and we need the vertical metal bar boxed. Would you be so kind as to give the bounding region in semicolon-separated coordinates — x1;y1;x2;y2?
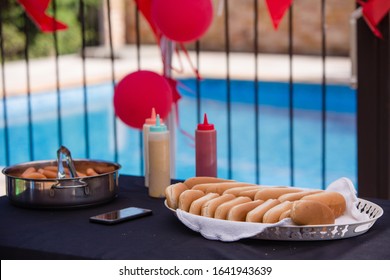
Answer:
253;0;260;184
357;13;390;199
161;38;176;179
23;12;34;161
349;8;362;88
135;5;141;68
320;0;327;189
224;0;232;179
134;3;143;175
106;0;118;162
0;2;10;166
288;6;294;186
195;41;201;124
52;0;63;148
79;0;90;158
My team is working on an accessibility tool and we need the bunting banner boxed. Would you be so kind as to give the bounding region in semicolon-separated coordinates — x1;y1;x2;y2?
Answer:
134;0;161;42
265;0;293;29
17;0;67;32
358;0;390;38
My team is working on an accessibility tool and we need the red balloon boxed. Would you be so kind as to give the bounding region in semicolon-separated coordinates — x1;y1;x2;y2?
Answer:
113;70;173;129
152;0;213;43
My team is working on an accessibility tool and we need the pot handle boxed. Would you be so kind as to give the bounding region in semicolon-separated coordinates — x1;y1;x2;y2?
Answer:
51;179;88;189
50;179;90;196
57;146;78;179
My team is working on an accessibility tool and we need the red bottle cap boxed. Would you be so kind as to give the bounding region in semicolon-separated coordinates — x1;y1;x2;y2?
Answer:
197;113;214;131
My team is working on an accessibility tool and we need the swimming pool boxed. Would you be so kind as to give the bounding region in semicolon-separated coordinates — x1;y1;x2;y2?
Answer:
0;79;356;189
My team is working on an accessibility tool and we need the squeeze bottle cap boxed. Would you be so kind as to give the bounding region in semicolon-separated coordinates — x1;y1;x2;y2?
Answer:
150;114;167;132
145;108;163;125
197;113;214;130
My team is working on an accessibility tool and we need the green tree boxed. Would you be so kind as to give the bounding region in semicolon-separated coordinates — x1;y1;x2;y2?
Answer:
1;0;101;61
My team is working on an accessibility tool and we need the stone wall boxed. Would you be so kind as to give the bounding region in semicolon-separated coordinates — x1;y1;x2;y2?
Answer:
124;0;355;56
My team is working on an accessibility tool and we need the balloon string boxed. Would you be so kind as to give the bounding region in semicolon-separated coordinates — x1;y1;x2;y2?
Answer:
160;42;193;76
160;39;201;80
174;101;195;145
179;43;202;80
164;77;195;145
177;80;196;97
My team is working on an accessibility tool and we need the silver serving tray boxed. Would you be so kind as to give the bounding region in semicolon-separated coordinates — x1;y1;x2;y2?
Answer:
165;198;383;241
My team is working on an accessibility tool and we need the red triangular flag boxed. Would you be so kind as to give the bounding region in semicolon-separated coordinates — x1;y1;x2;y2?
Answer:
17;0;67;32
134;0;161;42
265;0;293;29
358;0;390;38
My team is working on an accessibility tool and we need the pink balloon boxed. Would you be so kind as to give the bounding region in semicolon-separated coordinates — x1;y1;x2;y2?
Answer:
152;0;213;43
113;70;173;129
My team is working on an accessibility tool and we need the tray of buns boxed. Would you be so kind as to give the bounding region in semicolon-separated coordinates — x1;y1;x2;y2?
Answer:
164;177;383;241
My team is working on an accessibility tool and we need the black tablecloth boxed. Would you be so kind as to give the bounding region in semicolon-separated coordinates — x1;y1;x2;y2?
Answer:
0;175;389;260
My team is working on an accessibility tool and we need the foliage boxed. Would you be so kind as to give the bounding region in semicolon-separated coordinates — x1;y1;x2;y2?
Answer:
0;0;101;61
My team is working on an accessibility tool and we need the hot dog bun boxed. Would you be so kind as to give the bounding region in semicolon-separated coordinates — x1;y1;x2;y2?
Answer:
291;200;335;225
254;187;302;201
192;182;255;194
227;200;265;221
301;191;346;217
279;209;291;220
189;193;220;215
165;183;189;210
183;177;234;189
223;186;262;196
246;199;280;223
201;194;236;218
214;196;252;220
262;201;293;223
178;189;205;212
278;189;323;202
237;189;262;199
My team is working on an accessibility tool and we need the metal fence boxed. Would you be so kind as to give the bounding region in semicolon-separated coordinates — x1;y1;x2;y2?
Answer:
0;1;389;198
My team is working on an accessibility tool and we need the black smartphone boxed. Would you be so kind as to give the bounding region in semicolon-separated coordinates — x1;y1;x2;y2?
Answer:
89;207;152;225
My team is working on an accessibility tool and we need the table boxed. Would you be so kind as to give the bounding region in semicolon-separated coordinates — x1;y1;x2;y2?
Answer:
0;175;389;260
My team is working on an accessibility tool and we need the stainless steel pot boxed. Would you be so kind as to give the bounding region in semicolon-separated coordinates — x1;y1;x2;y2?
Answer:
1;147;121;209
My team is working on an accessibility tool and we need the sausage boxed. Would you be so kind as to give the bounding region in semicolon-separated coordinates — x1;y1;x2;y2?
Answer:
22;172;47;179
86;168;99;176
21;167;36;177
38;168;57;179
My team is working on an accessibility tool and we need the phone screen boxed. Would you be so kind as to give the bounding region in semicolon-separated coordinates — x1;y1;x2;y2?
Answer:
90;207;152;224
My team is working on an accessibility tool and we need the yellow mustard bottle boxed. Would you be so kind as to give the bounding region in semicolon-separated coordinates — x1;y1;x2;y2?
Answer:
148;114;171;198
143;108;164;187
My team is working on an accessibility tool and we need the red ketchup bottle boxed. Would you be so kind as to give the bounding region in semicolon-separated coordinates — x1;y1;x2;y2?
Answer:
196;113;217;177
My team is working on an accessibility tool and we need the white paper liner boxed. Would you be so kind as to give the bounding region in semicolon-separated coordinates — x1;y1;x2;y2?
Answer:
175;177;369;242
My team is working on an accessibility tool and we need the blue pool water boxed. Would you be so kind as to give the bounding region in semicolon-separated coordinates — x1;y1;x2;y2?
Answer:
0;79;356;189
